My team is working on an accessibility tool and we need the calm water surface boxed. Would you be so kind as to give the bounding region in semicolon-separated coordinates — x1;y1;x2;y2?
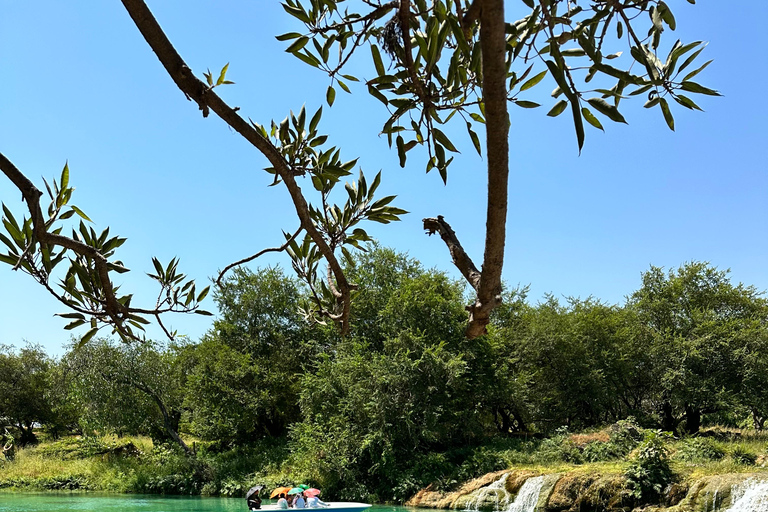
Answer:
0;494;417;512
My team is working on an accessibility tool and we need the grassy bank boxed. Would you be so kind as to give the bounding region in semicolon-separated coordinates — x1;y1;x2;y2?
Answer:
2;425;768;500
0;434;292;496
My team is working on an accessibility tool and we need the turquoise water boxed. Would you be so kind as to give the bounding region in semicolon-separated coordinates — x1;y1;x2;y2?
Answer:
0;495;415;512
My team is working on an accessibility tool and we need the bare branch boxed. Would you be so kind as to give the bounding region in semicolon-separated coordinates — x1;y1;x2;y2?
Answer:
216;226;303;287
423;216;481;291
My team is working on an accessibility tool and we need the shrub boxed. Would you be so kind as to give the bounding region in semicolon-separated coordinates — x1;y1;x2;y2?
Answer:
609;417;644;452
730;445;757;465
675;437;725;463
625;430;674;503
535;435;583;464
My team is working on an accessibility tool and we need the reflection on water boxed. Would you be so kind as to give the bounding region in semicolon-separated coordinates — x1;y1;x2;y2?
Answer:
0;494;421;512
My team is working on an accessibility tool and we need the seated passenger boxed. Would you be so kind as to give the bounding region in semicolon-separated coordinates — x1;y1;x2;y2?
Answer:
294;494;306;509
307;496;329;508
247;495;262;510
277;494;289;509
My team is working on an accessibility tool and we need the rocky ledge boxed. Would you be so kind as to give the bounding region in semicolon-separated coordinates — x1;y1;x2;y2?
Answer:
406;470;768;512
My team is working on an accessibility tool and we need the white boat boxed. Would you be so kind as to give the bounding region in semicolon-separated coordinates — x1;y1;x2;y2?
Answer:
260;503;372;512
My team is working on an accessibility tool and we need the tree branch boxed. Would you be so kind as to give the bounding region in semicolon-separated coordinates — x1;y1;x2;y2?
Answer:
423;216;481;290
216;226;303;287
461;0;482;38
120;0;353;334
0;152;129;335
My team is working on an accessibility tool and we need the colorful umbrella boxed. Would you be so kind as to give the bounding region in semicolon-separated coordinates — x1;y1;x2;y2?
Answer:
298;484;310;490
270;486;292;499
287;487;305;495
304;488;321;497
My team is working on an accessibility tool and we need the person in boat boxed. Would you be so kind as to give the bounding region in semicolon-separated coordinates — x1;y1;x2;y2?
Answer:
294;492;306;509
306;495;329;508
277;494;289;509
247;493;262;510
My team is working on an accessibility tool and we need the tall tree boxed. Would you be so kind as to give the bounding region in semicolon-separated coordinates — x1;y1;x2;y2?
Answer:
64;339;191;454
629;262;767;434
0;344;55;445
181;267;321;443
0;1;717;339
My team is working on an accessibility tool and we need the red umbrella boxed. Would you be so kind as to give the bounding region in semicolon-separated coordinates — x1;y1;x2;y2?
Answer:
304;488;321;497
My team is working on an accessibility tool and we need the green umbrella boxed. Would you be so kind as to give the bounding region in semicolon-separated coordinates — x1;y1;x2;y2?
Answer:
298;484;310;490
287;487;305;495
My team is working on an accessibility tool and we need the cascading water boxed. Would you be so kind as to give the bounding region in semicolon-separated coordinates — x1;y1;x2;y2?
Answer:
464;473;511;511
725;478;768;512
504;476;545;512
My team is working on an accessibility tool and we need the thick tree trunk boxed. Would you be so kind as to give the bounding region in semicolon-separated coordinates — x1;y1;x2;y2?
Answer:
17;422;37;446
683;404;701;435
425;0;510;338
660;401;676;432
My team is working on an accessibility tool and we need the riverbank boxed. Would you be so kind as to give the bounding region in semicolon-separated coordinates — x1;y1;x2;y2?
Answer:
2;424;768;510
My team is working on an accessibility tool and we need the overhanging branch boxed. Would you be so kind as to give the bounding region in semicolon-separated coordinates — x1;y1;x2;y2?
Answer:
120;0;353;334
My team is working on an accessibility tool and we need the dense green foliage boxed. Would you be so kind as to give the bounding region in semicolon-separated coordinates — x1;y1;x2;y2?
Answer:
1;248;767;501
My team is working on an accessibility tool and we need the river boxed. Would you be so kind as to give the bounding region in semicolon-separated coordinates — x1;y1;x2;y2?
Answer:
0;494;418;512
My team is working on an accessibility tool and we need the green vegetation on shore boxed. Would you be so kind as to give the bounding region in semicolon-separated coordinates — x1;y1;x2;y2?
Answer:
2;247;768;505
2;422;768;505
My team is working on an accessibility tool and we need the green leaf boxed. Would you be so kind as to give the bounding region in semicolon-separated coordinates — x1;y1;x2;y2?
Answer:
519;70;547;92
466;122;481;156
70;205;92;222
571;100;585;153
432;128;459;153
396;135;406;168
371;44;386;76
276;32;303;41
326;85;336;106
61;162;69;190
76;327;99;349
659;97;675;131
586;97;627;124
337;79;351;94
64;319;86;330
309;106;323;134
659;1;676;30
0;254;18;266
680;81;721;96
676;47;705;76
682;59;713;82
367;85;389;105
514;100;540;109
673;94;703;111
294;50;321;68
216;63;229;86
545;60;576;103
197;285;210;303
581;107;604;131
547;100;568;117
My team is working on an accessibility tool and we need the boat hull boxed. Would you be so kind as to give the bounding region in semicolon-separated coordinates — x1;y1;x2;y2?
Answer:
260;503;372;512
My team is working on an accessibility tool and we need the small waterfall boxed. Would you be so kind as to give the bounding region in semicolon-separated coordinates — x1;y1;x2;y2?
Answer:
505;476;545;512
464;473;511;511
725;478;768;512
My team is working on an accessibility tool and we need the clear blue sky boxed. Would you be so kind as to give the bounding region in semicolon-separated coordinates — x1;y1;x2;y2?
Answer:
1;1;766;356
